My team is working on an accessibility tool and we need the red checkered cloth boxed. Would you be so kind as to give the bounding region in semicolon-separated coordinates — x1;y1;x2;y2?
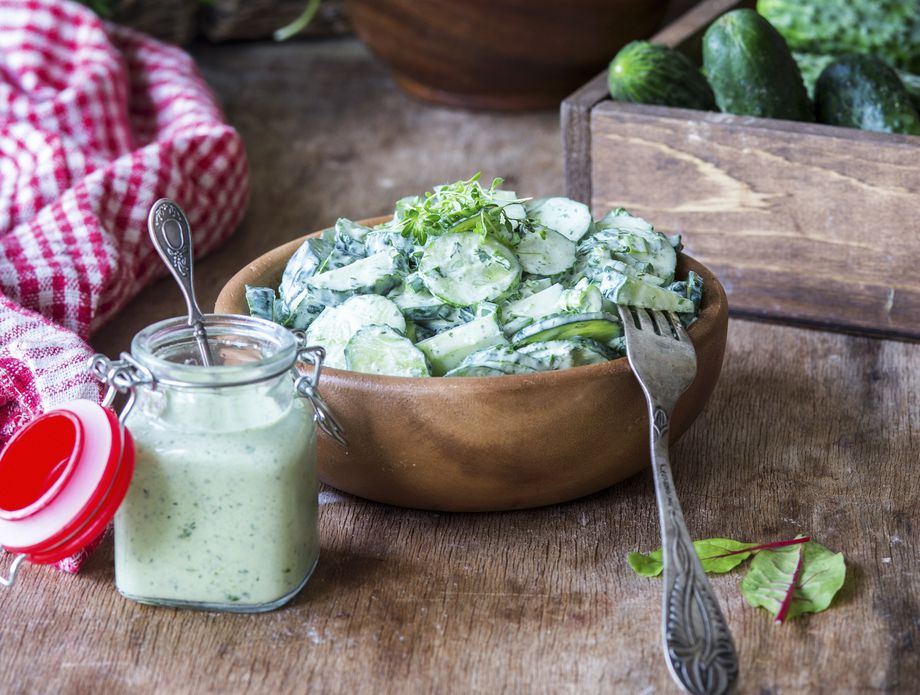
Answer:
0;0;249;572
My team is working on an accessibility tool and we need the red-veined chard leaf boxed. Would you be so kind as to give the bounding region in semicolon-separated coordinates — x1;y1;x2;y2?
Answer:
627;536;811;577
740;539;846;623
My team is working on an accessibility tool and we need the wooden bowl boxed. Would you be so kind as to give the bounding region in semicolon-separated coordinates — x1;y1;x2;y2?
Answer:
215;219;728;511
344;0;669;110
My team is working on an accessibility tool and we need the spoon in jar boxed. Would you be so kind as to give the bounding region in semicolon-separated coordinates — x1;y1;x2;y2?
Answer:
147;199;216;366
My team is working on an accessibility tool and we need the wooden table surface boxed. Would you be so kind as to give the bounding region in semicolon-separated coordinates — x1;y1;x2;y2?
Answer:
2;39;919;695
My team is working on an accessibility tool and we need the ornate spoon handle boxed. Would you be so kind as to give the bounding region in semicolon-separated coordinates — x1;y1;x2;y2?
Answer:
649;402;739;695
147;199;215;366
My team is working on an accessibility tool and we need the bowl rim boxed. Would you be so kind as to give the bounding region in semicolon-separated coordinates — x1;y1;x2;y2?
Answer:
216;216;727;392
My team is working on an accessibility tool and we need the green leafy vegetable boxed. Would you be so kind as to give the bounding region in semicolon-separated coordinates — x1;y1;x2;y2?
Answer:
628;535;845;623
388;172;528;245
740;539;846;624
757;0;920;73
628;537;785;577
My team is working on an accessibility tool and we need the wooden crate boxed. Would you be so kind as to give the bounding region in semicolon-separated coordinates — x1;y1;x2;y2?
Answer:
562;0;920;340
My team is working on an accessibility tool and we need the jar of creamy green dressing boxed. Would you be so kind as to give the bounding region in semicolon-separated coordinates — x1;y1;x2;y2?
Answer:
93;315;344;613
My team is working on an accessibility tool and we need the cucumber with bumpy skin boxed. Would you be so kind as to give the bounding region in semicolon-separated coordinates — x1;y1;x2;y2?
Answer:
608;41;716;111
702;9;813;121
815;54;920;135
345;325;430;377
419;232;521;307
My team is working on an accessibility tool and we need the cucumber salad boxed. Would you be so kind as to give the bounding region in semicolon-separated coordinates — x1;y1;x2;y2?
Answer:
246;175;703;377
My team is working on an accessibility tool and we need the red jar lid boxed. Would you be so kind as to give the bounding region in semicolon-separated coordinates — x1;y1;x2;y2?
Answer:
0;400;134;565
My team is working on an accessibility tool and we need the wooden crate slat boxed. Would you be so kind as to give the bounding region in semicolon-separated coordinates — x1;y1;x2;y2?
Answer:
589;102;920;338
562;0;920;340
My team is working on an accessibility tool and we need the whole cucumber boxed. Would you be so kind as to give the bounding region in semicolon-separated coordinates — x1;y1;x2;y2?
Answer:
702;8;813;121
607;41;716;111
815;54;920;135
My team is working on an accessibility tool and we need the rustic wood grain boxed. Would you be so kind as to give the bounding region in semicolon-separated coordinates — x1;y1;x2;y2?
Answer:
3;35;917;695
561;0;729;203
3;319;918;693
563;0;920;340
590;102;920;339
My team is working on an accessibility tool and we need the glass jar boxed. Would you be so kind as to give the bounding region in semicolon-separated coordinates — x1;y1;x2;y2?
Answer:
93;315;342;613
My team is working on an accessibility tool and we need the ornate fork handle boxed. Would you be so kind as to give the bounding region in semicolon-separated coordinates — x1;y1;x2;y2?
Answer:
649;402;738;695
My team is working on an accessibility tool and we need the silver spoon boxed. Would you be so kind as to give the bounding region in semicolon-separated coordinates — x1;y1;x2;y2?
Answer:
147;199;216;366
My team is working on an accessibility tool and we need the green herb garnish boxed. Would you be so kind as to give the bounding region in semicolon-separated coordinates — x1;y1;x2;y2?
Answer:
387;172;528;245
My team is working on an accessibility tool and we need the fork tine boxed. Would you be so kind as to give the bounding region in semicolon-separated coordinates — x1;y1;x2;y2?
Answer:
648;310;674;338
617;305;637;333
635;308;656;332
667;312;691;343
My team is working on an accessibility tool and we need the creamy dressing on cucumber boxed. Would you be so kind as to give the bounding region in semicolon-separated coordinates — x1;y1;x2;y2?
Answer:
115;382;318;607
245;174;703;378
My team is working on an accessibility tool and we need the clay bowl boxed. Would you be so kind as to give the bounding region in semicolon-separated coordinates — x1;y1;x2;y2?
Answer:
344;0;669;110
216;218;728;512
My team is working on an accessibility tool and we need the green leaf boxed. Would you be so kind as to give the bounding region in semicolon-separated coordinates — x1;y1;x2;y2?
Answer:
627;538;759;577
740;540;846;623
627;550;664;577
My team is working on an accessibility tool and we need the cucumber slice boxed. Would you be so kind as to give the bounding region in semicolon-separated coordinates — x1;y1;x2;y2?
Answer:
416;314;508;376
285;290;325;330
335;217;372;243
331;225;367;266
504;283;564;319
511;312;622;347
443;365;508;377
518;339;615;370
280;237;334;305
345;325;430;377
559;279;603;313
527;197;593;242
388;275;451;320
515;227;576;276
595;209;677;283
365;229;415;256
305;294;406;369
517;276;554;298
419;232;521;307
306;249;406;306
501;315;533;337
245;285;275;322
599;271;694;313
491;189;527;230
445;346;544;377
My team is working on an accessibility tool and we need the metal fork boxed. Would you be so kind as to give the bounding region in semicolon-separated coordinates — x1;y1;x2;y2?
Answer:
618;306;738;695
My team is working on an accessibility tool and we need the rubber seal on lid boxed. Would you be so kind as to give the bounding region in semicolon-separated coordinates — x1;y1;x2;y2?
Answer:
0;410;83;521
